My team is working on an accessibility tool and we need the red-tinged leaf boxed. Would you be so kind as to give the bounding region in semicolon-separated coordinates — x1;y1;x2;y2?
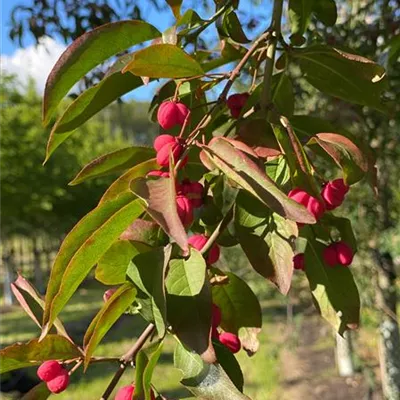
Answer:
127;246;172;338
292;45;388;113
311;133;368;185
44;54;144;162
166;0;183;19
303;228;360;333
83;283;137;368
167;278;216;364
42;194;144;337
43;20;160;125
200;137;315;224
211;269;262;335
11;275;70;340
99;159;158;204
235;192;298;295
174;341;250;399
130;177;188;254
95;240;147;285
120;219;165;247
0;335;81;373
69;147;155;185
123;44;204;79
237;119;281;159
20;382;51;400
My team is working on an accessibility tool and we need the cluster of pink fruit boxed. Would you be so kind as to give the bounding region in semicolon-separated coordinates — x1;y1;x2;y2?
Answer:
289;179;354;270
37;361;69;394
211;304;242;354
115;384;155;400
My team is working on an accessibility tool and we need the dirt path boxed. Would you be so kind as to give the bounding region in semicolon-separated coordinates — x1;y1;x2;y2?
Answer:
278;316;382;400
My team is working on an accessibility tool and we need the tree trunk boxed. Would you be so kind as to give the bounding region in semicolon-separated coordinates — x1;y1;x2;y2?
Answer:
374;250;400;400
336;330;355;377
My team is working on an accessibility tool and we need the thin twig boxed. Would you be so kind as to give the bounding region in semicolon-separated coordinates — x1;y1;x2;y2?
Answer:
100;323;155;400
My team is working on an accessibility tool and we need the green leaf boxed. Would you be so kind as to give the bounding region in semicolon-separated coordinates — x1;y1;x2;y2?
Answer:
20;382;51;400
43;20;160;125
235;192;298;295
292;45;388;112
323;215;357;253
95;240;144;285
99;159;158;204
83;283;137;368
211;269;262;334
290;115;336;139
167;250;207;297
127;246;172;338
212;175;239;217
44;54;144;161
11;275;70;339
313;0;337;26
271;73;294;117
0;335;81;373
42;194;144;336
310;133;368;185
166;280;215;363
130;177;188;253
123;44;204;78
222;11;250;44
69;147;155;185
120;219;166;247
165;0;183;18
288;0;313;44
174;341;250;399
266;156;291;186
388;35;400;65
134;341;164;400
213;341;244;392
200;137;315;224
303;229;360;333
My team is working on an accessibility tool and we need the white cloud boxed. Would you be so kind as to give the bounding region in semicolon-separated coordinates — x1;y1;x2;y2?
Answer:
1;37;66;94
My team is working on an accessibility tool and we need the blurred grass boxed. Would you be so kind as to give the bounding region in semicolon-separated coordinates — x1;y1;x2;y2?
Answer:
0;280;282;400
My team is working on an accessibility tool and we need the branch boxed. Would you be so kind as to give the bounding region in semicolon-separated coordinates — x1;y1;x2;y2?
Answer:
100;323;155;400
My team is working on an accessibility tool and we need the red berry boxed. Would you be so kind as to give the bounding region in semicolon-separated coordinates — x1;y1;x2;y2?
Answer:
154;134;176;152
288;188;325;221
103;288;117;302
181;180;204;208
46;369;69;394
323;244;338;267
176;195;194;226
321;179;349;210
37;360;63;382
226;93;249;119
335;241;354;266
293;254;305;271
188;234;220;265
157;101;190;130
147;170;170;178
115;384;134;400
219;332;241;354
156;141;184;168
212;304;222;327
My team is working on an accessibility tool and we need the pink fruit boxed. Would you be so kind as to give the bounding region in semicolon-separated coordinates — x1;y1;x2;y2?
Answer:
226;93;249;119
176;195;194;226
46;369;69;394
188;234;220;265
219;332;241;354
103;288;117;302
156;140;185;168
157;101;190;130
293;254;305;271
323;244;339;267
181;180;204;208
288;188;325;221
115;384;134;400
147;170;170;178
335;241;354;266
37;360;63;382
154;134;176;152
321;179;349;210
212;304;222;327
